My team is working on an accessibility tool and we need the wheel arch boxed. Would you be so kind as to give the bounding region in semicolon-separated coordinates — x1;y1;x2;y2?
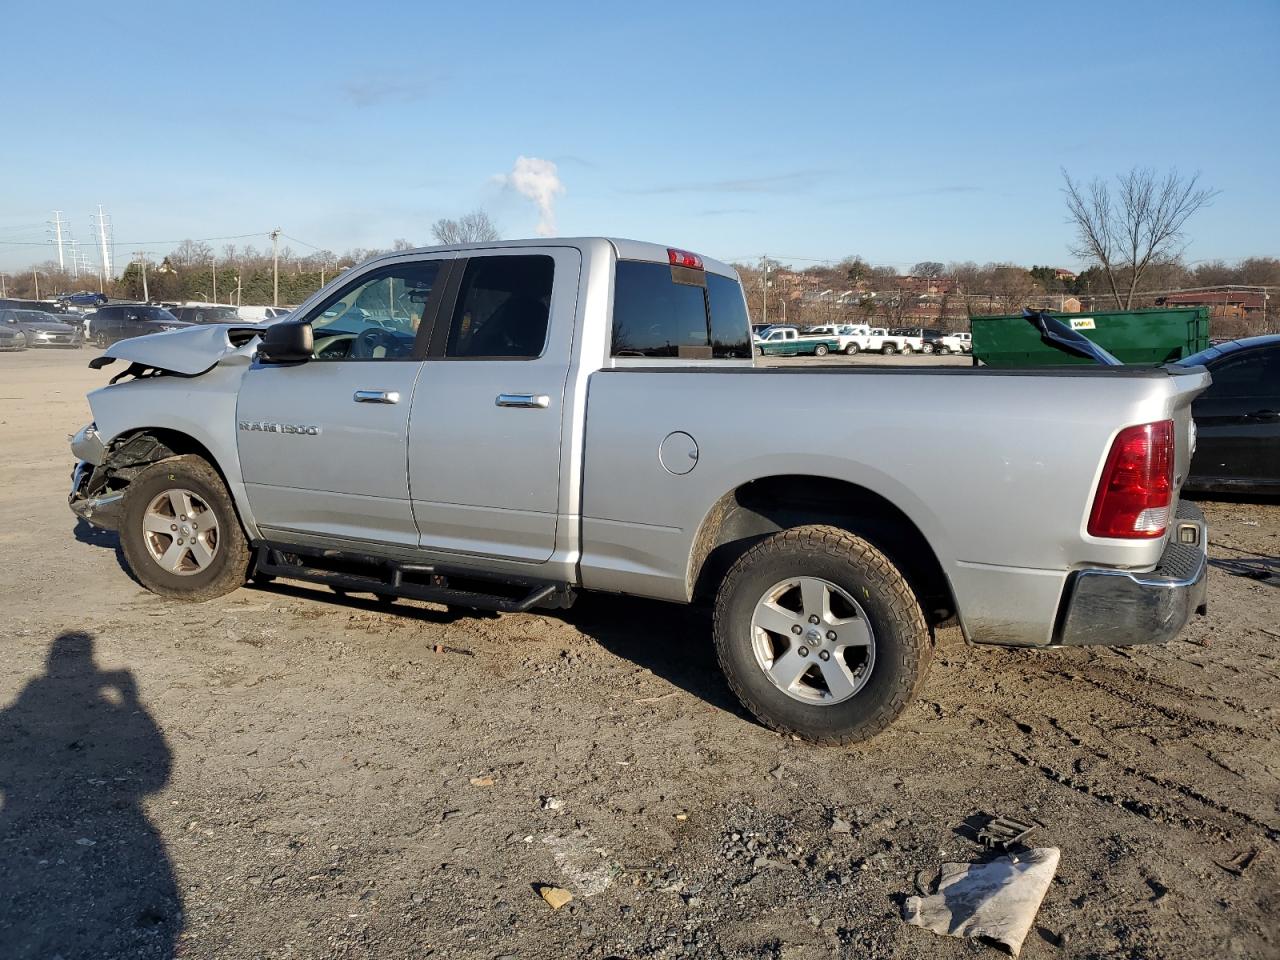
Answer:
687;474;958;626
96;426;257;538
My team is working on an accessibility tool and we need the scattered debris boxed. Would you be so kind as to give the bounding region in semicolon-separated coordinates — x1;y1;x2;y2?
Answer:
542;832;614;896
675;812;689;821
540;796;565;812
468;775;495;788
536;884;573;910
633;692;679;704
978;815;1037;851
1215;848;1258;876
830;816;852;834
904;847;1060;957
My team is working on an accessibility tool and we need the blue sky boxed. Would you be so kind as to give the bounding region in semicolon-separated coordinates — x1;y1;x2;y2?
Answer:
1;0;1276;274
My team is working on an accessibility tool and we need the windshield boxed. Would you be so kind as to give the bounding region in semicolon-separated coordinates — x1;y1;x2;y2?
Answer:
15;311;60;323
140;307;180;323
1177;344;1225;367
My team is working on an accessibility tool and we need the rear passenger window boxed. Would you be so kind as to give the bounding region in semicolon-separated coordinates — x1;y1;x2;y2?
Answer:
611;260;750;359
445;255;554;359
706;273;752;358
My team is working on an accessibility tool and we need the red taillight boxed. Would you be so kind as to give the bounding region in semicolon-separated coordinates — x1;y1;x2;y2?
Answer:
1088;420;1175;539
667;247;704;270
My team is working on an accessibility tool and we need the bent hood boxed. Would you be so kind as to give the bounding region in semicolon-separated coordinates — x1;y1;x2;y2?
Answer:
89;322;266;376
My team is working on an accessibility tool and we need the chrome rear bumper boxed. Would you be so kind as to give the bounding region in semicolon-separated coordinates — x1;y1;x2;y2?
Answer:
1054;502;1208;646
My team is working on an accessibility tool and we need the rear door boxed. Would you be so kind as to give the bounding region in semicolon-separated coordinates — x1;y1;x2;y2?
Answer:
236;255;452;547
1193;345;1280;485
407;248;580;563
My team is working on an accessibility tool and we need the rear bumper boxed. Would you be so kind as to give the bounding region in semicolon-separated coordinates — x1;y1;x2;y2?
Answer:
1054;502;1208;646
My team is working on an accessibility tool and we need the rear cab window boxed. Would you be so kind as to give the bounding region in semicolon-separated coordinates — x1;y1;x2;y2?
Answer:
610;259;751;360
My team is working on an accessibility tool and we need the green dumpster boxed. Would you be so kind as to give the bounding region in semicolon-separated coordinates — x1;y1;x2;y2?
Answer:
971;307;1210;367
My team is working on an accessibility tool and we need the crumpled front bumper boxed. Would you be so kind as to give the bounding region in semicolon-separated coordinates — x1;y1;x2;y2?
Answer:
68;424;124;529
1054;501;1208;646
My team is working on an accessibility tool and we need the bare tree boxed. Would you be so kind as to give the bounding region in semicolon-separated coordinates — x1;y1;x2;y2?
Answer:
1062;167;1218;310
430;210;500;245
912;261;944;279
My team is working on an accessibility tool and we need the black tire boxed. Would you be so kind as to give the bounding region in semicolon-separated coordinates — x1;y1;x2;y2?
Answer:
921;343;934;354
118;455;251;601
880;344;895;354
937;345;951;355
94;331;109;348
757;345;766;356
814;344;829;357
844;343;860;355
713;525;931;744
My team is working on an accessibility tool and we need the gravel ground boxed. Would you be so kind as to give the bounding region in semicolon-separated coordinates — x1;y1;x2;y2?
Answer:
1;347;1276;960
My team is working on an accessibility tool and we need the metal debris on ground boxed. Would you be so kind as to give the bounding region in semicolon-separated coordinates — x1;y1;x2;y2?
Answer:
978;815;1037;851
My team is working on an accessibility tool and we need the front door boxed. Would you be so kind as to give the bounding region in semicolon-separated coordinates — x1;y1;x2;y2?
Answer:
407;248;580;563
1193;345;1280;486
237;255;451;547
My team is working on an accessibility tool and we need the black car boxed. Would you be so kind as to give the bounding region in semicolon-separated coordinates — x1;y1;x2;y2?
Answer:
168;305;241;324
1177;334;1280;493
86;305;191;347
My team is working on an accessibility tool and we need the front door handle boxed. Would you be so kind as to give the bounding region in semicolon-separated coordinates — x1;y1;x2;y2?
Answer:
354;390;400;404
496;393;550;408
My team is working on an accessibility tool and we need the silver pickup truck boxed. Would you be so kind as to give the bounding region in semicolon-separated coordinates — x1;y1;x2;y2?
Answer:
68;237;1211;743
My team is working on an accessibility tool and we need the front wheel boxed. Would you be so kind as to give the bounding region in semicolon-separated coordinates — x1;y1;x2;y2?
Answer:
920;343;934;354
93;331;109;348
119;455;251;601
813;344;829;357
713;525;931;744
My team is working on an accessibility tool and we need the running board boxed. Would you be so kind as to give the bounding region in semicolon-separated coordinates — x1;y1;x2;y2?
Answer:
252;543;574;613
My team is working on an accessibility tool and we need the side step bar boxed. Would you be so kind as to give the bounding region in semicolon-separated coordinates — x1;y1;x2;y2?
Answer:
252;543;575;613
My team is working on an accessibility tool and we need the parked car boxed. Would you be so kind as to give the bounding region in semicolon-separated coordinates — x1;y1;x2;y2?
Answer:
0;308;83;348
754;325;841;357
169;305;242;325
934;332;972;355
0;323;27;351
69;237;1211;744
807;324;871;355
915;329;947;354
84;305;191;347
1177;335;1280;493
59;291;109;308
237;305;294;324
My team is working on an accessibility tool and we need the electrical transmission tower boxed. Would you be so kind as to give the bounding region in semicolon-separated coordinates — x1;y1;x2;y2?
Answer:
48;210;69;271
90;205;114;286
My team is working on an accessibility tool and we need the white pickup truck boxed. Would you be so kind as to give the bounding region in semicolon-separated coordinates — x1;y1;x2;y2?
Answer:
68;237;1211;743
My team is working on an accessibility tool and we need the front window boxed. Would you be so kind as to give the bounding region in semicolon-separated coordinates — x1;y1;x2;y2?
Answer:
307;260;441;361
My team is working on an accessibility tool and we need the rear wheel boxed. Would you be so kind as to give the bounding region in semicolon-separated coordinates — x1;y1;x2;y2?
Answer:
921;343;934;354
814;344;829;357
713;525;931;743
93;330;109;348
119;455;250;601
757;345;766;356
880;344;895;355
844;343;860;355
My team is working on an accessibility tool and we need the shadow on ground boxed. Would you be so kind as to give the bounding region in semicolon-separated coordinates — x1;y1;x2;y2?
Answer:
563;593;748;718
0;631;181;959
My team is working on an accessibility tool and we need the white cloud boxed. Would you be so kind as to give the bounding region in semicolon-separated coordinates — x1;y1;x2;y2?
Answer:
495;156;565;237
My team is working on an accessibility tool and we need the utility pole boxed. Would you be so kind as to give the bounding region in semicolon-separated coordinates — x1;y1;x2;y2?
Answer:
132;251;149;301
271;228;281;307
33;271;40;300
0;273;6;297
48;210;68;271
67;238;80;280
211;254;217;304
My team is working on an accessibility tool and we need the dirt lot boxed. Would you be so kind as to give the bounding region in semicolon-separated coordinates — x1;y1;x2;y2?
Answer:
1;347;1276;960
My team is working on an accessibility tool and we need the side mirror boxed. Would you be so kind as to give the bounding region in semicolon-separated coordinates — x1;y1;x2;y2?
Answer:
257;320;313;364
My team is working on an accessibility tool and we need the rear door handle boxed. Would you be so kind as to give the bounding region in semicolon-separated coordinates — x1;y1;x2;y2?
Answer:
496;393;550;408
353;390;400;404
